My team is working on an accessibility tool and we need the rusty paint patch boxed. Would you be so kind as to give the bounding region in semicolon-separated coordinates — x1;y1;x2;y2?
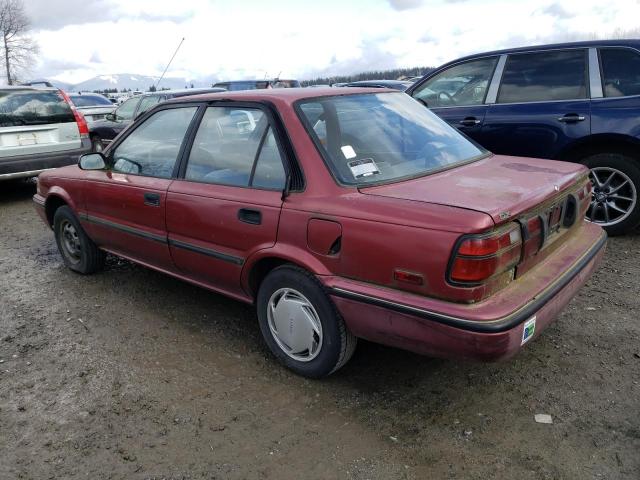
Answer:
502;163;565;174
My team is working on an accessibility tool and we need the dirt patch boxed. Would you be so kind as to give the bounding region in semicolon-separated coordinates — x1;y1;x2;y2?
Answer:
1;180;638;479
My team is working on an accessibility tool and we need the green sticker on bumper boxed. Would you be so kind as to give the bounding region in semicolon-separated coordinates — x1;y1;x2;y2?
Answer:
521;316;536;345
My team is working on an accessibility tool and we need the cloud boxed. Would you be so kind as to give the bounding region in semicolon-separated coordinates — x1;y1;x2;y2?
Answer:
419;32;437;43
387;0;424;11
133;12;194;23
539;3;575;20
26;0;640;87
25;0;118;31
301;39;400;79
89;51;103;63
34;58;89;77
24;0;193;31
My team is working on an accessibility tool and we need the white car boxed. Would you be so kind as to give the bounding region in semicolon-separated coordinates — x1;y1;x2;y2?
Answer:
0;86;91;180
67;93;116;123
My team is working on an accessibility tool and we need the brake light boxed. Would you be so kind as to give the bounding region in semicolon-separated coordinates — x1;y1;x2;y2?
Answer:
59;90;89;138
73;110;89;137
449;223;522;284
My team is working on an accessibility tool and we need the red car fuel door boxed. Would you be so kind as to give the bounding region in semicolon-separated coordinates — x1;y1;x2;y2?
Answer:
166;106;287;298
81;106;199;271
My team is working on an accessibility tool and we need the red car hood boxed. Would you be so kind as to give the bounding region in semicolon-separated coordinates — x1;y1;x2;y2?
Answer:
360;155;588;224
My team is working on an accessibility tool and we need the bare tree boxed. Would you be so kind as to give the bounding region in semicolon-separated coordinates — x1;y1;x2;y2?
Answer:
0;0;38;85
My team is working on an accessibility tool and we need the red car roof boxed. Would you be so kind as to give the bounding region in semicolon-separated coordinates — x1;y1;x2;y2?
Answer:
167;87;396;106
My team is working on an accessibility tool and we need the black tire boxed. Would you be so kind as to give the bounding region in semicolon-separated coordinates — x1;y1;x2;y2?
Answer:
91;135;104;153
256;265;357;378
53;206;105;274
581;153;640;236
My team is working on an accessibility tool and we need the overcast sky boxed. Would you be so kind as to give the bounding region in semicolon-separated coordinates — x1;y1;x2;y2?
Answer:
25;0;640;84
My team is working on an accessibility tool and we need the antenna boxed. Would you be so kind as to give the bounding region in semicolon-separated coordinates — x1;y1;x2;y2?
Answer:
155;37;185;90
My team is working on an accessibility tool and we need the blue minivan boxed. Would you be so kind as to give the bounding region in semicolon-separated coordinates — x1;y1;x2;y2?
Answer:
407;40;640;235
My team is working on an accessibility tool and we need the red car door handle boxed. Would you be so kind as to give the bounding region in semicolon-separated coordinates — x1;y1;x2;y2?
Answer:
238;208;262;225
143;192;161;207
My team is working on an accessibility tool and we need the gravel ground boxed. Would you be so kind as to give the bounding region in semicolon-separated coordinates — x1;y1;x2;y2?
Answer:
0;179;638;480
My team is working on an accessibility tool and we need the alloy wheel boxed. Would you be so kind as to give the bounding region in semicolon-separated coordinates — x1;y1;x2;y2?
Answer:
587;167;637;227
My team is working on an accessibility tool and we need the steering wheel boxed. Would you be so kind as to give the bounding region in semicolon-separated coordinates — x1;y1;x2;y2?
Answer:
437;91;454;104
113;156;142;174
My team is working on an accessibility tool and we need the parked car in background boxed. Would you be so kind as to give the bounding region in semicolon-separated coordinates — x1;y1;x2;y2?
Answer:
68;92;115;123
408;40;640;235
344;79;413;90
0;86;90;180
212;79;300;91
34;87;605;378
88;87;225;151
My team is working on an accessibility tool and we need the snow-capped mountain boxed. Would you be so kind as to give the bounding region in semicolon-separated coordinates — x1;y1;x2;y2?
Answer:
68;74;205;92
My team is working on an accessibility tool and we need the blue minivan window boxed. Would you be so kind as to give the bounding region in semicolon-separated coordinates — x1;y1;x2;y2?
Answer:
298;92;487;185
498;50;587;103
600;48;640;97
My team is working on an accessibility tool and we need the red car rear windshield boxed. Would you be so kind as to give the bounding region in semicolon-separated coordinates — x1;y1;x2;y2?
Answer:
297;92;487;185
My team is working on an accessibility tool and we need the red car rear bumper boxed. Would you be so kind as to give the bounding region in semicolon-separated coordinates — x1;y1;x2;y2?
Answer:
324;223;606;361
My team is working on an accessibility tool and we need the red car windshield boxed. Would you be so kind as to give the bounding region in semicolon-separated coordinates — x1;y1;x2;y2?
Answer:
297;92;487;185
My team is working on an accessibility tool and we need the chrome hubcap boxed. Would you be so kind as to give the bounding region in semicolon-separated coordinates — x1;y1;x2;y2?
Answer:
587;167;637;227
60;220;82;262
267;288;323;362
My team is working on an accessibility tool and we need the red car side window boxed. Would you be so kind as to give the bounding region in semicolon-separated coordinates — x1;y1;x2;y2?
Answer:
111;107;197;178
185;107;285;189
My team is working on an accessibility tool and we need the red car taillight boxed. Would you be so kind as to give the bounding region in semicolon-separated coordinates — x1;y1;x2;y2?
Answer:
522;216;543;260
72;110;90;138
449;223;522;284
577;180;592;216
59;90;89;139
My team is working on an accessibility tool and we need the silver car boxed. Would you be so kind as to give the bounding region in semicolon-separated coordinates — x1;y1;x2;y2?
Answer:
0;86;91;180
68;92;115;123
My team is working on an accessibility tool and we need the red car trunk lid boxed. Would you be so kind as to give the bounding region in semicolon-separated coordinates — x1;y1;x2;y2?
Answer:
359;155;588;225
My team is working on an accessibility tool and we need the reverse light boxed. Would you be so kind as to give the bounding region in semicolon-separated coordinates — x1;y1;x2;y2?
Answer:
449;223;522;284
577;181;592;217
522;216;543;260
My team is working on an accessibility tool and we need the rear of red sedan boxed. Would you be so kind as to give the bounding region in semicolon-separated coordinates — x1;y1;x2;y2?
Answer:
285;90;606;368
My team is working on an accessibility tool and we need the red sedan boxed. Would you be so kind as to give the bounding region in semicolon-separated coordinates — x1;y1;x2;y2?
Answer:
33;88;606;378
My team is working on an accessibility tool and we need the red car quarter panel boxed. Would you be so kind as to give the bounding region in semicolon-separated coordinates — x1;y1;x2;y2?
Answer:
33;88;606;378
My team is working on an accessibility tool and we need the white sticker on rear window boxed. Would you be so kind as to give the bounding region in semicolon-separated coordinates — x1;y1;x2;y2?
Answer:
341;145;357;159
521;316;536;345
348;158;380;179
